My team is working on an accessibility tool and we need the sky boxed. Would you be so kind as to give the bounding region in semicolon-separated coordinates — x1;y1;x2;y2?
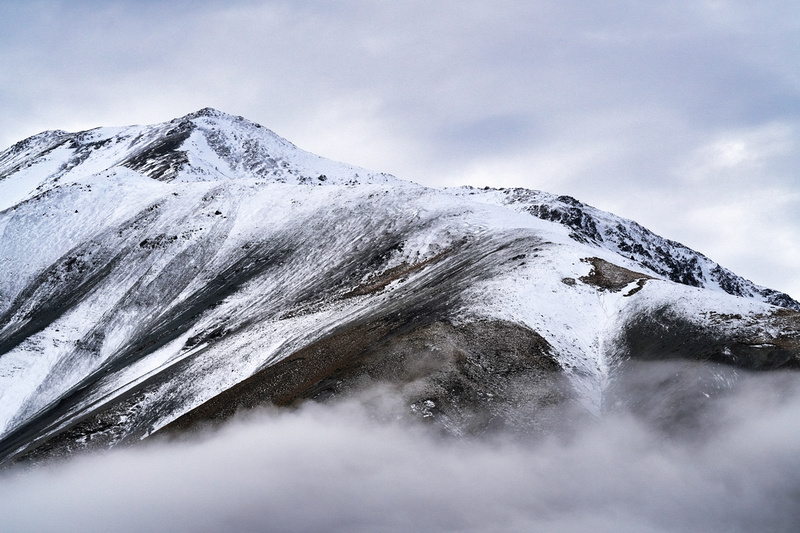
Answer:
1;0;798;298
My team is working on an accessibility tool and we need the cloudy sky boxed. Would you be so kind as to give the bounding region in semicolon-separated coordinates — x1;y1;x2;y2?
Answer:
1;0;799;298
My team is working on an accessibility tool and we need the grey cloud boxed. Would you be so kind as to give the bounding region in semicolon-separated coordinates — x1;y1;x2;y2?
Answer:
2;365;800;532
437;114;538;160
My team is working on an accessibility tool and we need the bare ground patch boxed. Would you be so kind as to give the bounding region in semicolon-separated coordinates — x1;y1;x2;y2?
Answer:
579;257;653;294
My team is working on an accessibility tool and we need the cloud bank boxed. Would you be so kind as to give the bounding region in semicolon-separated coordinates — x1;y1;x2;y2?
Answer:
2;364;800;533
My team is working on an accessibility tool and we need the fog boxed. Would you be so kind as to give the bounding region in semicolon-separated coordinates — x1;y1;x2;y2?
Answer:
2;365;800;533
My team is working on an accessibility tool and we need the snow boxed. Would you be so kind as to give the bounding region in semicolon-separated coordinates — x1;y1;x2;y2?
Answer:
0;109;794;455
446;186;798;310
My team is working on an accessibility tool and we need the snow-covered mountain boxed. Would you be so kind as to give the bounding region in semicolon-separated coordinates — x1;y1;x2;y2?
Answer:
448;187;799;309
0;109;798;465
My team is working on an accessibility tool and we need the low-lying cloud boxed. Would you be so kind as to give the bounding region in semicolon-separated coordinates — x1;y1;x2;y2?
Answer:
2;365;800;533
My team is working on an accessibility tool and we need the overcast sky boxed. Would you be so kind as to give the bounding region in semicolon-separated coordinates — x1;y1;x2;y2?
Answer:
1;0;798;298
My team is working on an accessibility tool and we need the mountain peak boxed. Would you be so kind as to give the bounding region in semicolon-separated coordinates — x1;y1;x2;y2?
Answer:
183;106;230;119
0;110;399;203
179;107;258;128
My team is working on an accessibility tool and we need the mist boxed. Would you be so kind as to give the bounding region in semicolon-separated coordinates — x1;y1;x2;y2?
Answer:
2;364;800;533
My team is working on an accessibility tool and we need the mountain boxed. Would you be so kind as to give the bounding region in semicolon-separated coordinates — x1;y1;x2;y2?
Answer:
0;109;798;465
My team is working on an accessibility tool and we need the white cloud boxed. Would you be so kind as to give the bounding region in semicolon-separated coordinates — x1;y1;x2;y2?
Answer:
2;366;800;532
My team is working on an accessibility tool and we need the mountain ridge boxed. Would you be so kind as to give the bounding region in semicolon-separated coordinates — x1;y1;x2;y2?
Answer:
449;186;799;310
3;108;794;309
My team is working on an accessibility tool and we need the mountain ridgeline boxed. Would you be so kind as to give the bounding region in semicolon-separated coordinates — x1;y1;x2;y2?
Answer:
0;108;798;465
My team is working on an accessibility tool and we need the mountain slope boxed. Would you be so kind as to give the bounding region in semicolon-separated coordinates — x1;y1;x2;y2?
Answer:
448;187;799;310
0;109;798;465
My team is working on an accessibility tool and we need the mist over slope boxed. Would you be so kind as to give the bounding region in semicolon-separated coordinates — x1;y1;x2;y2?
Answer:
2;367;800;533
0;105;798;513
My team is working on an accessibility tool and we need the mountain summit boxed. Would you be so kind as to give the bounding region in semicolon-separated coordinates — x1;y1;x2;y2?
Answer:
0;108;396;211
0;109;798;464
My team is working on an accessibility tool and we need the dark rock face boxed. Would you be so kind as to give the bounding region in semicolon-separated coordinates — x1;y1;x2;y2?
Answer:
120;122;194;181
606;307;800;438
524;200;604;244
614;306;800;371
164;319;571;440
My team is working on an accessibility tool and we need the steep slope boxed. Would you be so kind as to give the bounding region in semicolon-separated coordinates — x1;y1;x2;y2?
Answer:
0;109;798;465
448;187;800;310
